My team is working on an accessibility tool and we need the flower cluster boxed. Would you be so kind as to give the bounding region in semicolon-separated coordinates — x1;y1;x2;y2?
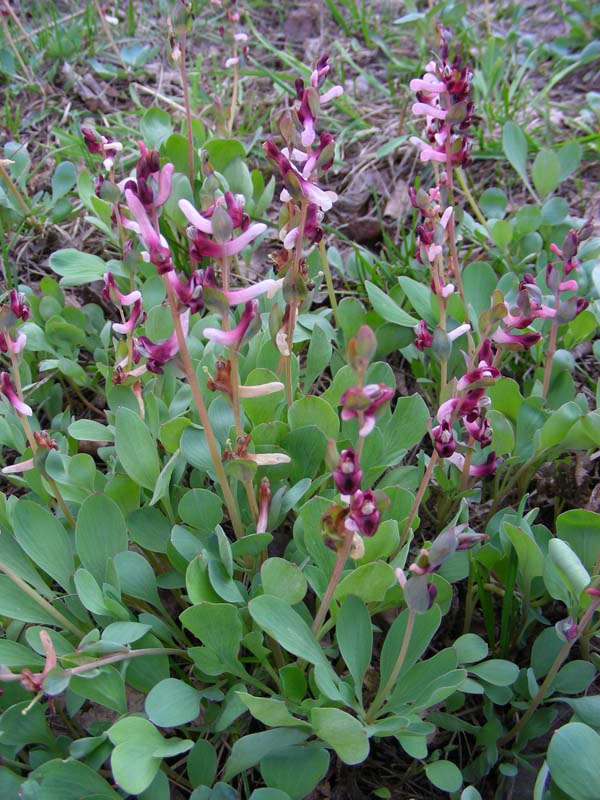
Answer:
409;31;477;167
396;525;487;612
432;339;499;476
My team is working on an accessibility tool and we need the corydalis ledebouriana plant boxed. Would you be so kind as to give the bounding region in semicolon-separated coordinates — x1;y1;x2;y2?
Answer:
409;29;476;167
432;338;500;477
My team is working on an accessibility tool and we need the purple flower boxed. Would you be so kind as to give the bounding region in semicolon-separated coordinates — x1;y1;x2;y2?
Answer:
468;451;497;478
346;489;380;537
0;331;26;355
124;189;173;273
491;328;541;350
340;383;394;437
179;197;267;261
103;272;142;306
112;299;144;335
9;290;29;321
432;420;456;457
1;372;32;416
203;301;259;349
136;311;189;374
333;448;363;497
414;320;433;351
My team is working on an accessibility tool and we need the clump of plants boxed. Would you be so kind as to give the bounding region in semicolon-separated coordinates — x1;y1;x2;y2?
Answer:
0;5;599;800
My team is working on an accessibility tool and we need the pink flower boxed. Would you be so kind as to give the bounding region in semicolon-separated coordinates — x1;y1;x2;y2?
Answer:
103;272;142;306
125;189;173;273
112;299;144;335
203;301;259;349
135;311;189;374
333;448;363;497
345;489;380;537
340;383;394;437
9;290;29;321
179;197;266;260
1;372;32;416
414;320;433;351
432;420;456;457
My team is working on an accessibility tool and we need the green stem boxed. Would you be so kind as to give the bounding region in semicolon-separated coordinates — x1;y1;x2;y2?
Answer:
67;647;186;676
179;30;195;185
163;279;245;539
396;452;439;554
455;167;488;229
318;239;341;330
366;608;416;723
0;561;86;639
0;161;41;229
312;533;354;637
500;599;600;746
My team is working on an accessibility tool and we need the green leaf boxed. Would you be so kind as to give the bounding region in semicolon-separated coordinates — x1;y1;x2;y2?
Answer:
146;678;202;727
366;281;418;327
551;661;596;696
249;595;328;668
453;634;488;664
140;108;173;149
288;396;339;440
115;407;160;491
223;729;308;781
178;488;223;533
108;717;192;795
337;595;372;701
548;538;590;600
187;739;218;788
556;510;600;573
260;747;329;800
502;122;528;183
480;188;507;219
70;666;127;714
310;707;369;765
52;161;76;200
334;562;396;603
469;659;518;686
49;248;107;286
76;495;128;583
537;402;582;452
0;639;44;668
491;220;513;249
261;558;307;605
380;607;441;690
28;759;121;800
12;500;74;590
181;602;243;668
114;550;162;607
381;394;429;463
532;148;560;198
68;419;114;442
250;791;292;800
503;522;544;597
425;760;463;792
548;723;600;800
397;276;436;323
204;139;246;172
237;693;310;730
304;324;333;392
557;141;581;181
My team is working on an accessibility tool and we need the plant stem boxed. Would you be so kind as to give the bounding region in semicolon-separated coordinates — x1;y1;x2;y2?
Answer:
0;161;41;229
67;647;186;675
0;561;86;639
162;279;245;539
91;0;127;69
179;30;195;185
318;239;340;330
455;167;488;229
541;291;560;400
500;599;600;746
366;608;416;723
228;58;240;136
397;452;439;553
312;533;354;637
